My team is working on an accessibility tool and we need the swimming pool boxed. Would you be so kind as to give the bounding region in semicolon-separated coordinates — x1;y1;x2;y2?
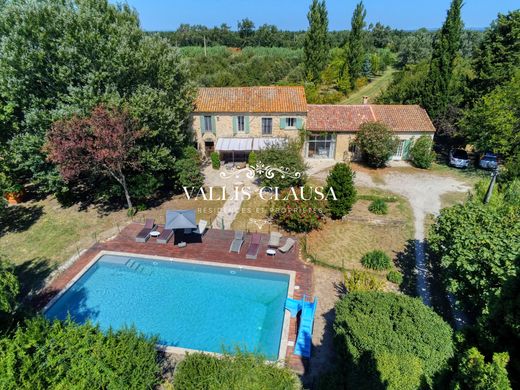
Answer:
44;252;292;359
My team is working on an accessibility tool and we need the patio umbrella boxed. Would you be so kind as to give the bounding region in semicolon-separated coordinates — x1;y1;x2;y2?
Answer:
165;209;197;230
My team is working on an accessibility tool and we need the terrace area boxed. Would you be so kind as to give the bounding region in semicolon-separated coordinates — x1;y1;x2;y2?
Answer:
37;222;313;373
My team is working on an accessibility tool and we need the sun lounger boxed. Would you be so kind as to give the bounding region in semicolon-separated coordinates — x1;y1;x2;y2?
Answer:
156;229;173;244
229;230;245;253
195;220;208;235
135;218;156;243
246;233;261;260
278;238;295;253
268;232;282;247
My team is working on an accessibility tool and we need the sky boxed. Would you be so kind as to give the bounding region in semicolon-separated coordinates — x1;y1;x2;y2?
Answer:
115;0;519;31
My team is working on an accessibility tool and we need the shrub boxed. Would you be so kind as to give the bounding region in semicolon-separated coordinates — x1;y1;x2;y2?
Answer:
248;151;257;167
451;347;511;390
387;270;404;285
210;151;220;169
269;186;325;233
429;197;520;315
173;352;301;390
0;259;19;316
410;135;435;169
256;142;306;189
344;270;384;292
326;163;357;219
334;292;454;389
355;122;399;168
175;146;204;189
361;250;392;271
0;317;160;389
368;199;388;215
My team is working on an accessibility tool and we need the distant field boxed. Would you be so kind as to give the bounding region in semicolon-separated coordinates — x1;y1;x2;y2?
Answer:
340;67;396;104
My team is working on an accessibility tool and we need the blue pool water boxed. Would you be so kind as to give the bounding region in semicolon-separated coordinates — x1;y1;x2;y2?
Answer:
45;254;290;359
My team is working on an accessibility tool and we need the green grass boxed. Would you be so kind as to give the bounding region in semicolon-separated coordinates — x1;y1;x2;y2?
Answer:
340;67;396;104
0;196;224;266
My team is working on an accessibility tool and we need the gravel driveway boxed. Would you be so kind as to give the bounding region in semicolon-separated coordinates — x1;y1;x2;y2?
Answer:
313;166;471;305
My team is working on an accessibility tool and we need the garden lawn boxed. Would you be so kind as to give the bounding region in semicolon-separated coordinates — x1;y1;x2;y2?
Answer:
0;195;224;266
230;194;274;233
340;67;396;104
305;190;414;283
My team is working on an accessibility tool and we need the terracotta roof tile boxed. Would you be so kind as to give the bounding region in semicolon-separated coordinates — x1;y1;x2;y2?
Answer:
370;105;436;132
195;86;307;113
306;105;375;132
307;104;435;132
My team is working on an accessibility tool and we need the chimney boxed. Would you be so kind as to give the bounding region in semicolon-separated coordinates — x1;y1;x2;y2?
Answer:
362;96;369;105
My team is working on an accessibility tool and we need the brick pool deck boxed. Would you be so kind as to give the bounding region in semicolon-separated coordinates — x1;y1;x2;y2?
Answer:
38;222;314;373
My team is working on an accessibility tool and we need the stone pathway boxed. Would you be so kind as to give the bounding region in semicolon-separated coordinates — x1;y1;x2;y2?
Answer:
203;164;257;229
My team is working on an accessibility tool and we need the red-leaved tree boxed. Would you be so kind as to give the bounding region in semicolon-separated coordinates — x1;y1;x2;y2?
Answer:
46;106;142;209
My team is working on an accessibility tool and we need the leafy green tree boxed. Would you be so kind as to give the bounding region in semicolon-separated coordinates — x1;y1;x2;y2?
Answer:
0;0;194;199
256;142;307;189
410;135;436;168
422;0;464;117
320;48;351;94
325;163;356;219
0;317;160;389
377;61;429;104
355;122;399;167
0;259;19;316
334;292;454;389
471;11;520;97
345;2;367;84
452;348;511;390
396;29;433;68
237;18;255;46
462;71;520;157
304;0;329;82
174;146;204;191
429;197;520;316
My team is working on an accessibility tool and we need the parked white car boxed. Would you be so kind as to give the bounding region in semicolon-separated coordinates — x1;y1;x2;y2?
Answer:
449;149;470;168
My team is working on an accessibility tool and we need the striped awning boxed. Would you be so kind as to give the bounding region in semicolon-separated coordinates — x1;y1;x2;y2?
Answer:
216;137;286;152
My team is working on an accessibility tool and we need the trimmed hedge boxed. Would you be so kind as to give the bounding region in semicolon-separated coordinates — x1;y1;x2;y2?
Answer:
361;250;392;271
173;352;301;390
0;317;160;389
334;292;454;389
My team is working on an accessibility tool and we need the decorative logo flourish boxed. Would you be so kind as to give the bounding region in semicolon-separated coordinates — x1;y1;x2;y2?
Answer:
249;218;272;230
219;162;303;180
253;163;302;179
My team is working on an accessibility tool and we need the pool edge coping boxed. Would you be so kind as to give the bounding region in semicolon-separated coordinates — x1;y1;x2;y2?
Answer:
42;249;296;363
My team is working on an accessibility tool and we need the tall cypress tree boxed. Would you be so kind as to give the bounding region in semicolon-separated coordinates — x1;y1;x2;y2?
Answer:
304;0;329;82
345;2;366;84
422;0;463;117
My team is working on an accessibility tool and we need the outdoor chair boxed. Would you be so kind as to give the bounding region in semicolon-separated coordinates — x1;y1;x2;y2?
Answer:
135;219;156;243
156;228;173;244
195;220;208;235
229;230;245;253
246;233;261;260
278;238;296;253
268;232;282;247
